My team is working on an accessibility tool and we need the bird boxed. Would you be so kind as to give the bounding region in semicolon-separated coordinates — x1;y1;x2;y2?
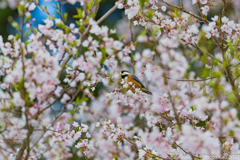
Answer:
120;70;152;95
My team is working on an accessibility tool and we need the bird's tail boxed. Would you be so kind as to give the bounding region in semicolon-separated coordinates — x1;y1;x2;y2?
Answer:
142;88;152;95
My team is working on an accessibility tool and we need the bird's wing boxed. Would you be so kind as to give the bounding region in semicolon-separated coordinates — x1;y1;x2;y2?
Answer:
131;74;146;88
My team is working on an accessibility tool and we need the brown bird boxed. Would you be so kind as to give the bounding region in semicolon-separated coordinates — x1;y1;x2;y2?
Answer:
120;70;152;95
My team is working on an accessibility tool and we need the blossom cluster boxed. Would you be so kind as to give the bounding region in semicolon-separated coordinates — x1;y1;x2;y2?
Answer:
1;0;240;159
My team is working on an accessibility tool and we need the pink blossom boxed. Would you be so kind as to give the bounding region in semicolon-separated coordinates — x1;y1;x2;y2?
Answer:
201;6;210;16
211;15;218;21
28;2;36;11
117;2;124;9
200;0;208;4
125;5;139;19
221;16;229;23
73;121;79;128
161;6;166;12
60;93;71;104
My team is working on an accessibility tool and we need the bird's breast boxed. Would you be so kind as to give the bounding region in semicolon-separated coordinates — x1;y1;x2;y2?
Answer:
126;75;142;89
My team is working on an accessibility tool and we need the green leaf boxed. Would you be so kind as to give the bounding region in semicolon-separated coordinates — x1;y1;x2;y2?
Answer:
190;105;196;111
65;27;70;34
15;33;20;40
147;10;154;19
172;153;176;159
25;14;32;23
209;80;215;88
56;10;61;17
55;3;59;9
113;155;119;160
33;27;38;34
24;29;31;37
1;57;5;65
228;92;235;104
196;121;206;127
56;22;64;29
12;22;20;31
201;68;210;78
43;5;47;11
17;5;25;16
229;130;234;137
63;13;68;22
86;0;94;11
73;15;80;19
213;71;222;79
74;8;84;19
139;0;149;8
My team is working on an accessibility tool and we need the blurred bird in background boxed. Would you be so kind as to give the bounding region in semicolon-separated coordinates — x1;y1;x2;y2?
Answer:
120;70;152;95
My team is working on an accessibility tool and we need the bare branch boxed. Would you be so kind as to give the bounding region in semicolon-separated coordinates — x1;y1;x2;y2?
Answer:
222;0;227;17
167;77;216;82
159;0;208;24
168;92;182;130
196;2;204;18
180;0;184;9
123;137;166;160
15;127;33;160
96;0;123;25
181;39;222;64
57;54;73;78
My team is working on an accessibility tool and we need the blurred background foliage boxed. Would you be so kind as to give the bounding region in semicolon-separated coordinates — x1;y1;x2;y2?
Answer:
0;0;124;41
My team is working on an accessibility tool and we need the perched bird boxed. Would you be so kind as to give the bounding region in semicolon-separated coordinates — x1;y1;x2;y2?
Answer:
120;70;152;95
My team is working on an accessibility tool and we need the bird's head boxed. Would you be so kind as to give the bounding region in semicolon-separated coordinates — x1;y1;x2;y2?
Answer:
120;70;130;79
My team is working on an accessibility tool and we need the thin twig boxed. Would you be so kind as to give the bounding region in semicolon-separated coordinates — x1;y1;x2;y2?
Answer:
197;2;204;18
123;137;166;159
168;92;182;130
40;86;70;114
159;0;208;24
24;110;31;160
15;127;34;160
181;39;222;64
93;1;100;20
69;84;82;103
166;77;215;82
57;53;72;78
222;0;227;18
129;20;135;74
96;0;123;25
180;0;183;9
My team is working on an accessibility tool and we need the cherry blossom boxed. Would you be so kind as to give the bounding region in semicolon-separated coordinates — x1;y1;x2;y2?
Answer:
0;0;240;159
201;5;210;16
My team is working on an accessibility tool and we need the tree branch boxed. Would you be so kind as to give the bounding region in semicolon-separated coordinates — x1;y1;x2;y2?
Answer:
96;0;122;25
196;2;204;18
123;136;166;159
15;126;33;160
159;0;208;24
180;0;183;9
168;92;182;130
166;77;215;82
